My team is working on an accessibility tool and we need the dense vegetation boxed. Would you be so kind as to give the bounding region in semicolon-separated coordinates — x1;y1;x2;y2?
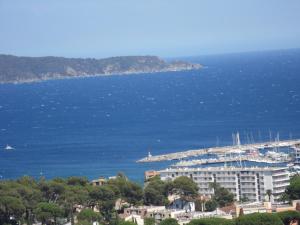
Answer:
235;213;283;225
0;54;201;83
193;182;234;212
0;174;143;225
144;176;199;206
160;211;300;225
0;174;202;225
133;212;300;225
1;174;300;225
277;211;300;225
282;174;300;201
187;218;234;225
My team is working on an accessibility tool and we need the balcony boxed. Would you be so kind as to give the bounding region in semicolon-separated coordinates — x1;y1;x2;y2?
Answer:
273;183;289;188
272;172;289;177
273;177;290;182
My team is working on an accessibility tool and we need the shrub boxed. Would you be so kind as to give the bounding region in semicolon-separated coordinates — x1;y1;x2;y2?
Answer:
77;208;102;223
160;218;179;225
118;221;136;225
144;217;155;225
187;218;234;225
235;213;283;225
34;202;63;224
277;210;300;225
205;200;218;212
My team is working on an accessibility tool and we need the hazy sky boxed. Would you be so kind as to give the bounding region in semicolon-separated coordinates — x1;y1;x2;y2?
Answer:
1;0;300;58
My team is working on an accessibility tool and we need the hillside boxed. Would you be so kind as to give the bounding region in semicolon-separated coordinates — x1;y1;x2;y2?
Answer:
0;54;202;83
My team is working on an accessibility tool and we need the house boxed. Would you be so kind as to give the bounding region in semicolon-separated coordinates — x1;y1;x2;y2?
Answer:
229;200;300;217
91;177;106;186
168;198;195;212
124;215;144;225
115;198;130;211
121;204;233;225
123;206;165;219
146;208;186;222
145;170;160;181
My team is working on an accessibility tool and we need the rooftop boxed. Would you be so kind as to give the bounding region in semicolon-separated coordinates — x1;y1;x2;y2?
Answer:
159;166;288;173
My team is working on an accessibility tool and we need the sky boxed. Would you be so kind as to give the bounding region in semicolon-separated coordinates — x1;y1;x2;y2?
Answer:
0;0;300;58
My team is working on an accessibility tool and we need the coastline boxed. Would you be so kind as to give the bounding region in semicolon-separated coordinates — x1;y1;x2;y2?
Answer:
0;54;202;84
0;66;202;85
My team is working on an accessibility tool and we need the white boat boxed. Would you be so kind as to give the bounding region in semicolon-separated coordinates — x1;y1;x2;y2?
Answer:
4;145;14;150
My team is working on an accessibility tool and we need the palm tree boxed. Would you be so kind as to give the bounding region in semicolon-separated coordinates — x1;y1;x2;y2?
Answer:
239;208;244;217
266;189;272;202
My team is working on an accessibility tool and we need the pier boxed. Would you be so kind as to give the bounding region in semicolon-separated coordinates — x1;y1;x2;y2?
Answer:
171;155;288;167
137;139;300;163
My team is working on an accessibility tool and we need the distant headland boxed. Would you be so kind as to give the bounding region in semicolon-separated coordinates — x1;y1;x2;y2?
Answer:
0;54;202;84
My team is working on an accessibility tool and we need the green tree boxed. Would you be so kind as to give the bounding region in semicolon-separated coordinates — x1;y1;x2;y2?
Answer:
210;182;234;207
62;185;90;225
144;177;168;205
187;218;234;225
124;182;143;205
235;213;283;225
284;175;300;201
240;195;249;203
0;196;25;224
277;210;300;225
89;185;117;222
144;187;165;205
0;174;145;225
107;175;143;205
39;179;66;203
204;200;217;212
159;218;179;225
17;176;43;225
34;202;63;225
67;177;89;186
279;193;290;203
0;178;40;225
170;176;198;198
77;208;102;224
266;189;272;202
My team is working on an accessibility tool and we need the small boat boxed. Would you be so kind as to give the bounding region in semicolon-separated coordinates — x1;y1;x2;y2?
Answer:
4;145;14;150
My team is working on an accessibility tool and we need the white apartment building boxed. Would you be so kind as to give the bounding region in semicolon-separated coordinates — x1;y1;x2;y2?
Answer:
159;166;290;202
294;146;300;165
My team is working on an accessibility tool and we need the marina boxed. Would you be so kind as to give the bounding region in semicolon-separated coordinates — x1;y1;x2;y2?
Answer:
171;155;288;167
137;139;300;163
143;135;300;204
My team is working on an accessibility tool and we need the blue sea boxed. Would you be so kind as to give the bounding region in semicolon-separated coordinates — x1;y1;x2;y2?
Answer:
0;49;300;182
